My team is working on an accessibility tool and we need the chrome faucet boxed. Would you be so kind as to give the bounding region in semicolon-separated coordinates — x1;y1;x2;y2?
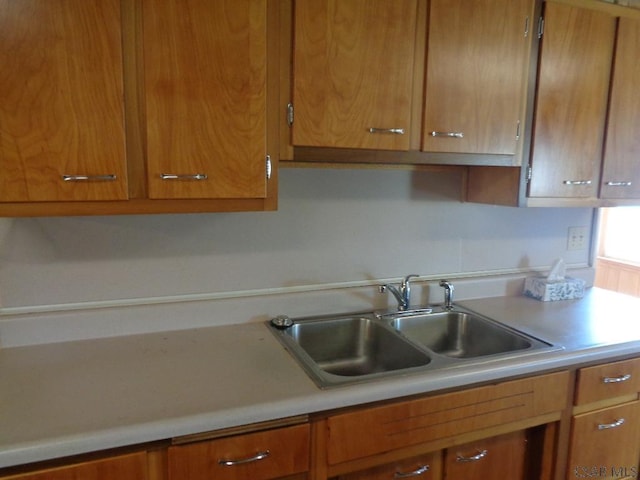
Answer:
439;279;454;310
379;274;418;311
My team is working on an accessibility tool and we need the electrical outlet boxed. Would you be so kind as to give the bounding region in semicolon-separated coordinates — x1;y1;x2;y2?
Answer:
567;226;589;251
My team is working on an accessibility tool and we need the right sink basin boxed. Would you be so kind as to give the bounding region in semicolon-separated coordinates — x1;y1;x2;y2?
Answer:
389;310;539;358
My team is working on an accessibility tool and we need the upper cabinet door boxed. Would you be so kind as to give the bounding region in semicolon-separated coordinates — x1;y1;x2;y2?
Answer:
600;17;640;200
528;2;616;199
0;0;128;202
422;0;533;155
143;0;267;200
292;0;418;151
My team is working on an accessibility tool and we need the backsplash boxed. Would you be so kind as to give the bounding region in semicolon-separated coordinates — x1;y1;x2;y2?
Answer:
0;168;594;345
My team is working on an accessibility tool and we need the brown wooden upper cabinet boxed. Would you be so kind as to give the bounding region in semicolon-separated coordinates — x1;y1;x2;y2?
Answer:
143;0;268;200
528;2;616;200
0;0;276;216
0;0;128;203
292;0;418;151
467;0;640;207
423;0;533;156
290;0;534;163
600;17;640;200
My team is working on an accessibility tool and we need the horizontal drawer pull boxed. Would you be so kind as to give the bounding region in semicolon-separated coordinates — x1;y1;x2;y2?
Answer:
603;373;632;384
160;173;208;181
598;418;625;430
563;180;592;186
368;127;405;135
456;449;488;463
62;174;117;182
394;465;430;478
218;450;270;466
430;131;464;138
605;181;632;187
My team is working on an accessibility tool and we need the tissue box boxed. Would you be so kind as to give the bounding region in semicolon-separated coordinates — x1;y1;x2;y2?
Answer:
523;276;586;302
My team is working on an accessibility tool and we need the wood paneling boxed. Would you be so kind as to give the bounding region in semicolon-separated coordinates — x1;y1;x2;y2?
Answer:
595;258;640;298
326;372;568;465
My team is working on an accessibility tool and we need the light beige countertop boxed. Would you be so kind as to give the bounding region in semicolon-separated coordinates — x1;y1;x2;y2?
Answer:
2;287;640;469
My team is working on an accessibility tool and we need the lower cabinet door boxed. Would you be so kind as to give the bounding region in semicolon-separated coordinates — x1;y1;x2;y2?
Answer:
568;401;640;480
444;431;526;480
338;452;441;480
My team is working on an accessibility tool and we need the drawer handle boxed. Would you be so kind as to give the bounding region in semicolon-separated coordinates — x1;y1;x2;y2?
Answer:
394;465;430;478
368;127;405;135
603;374;632;384
160;173;208;181
605;181;632;187
598;418;625;430
218;450;270;466
430;131;464;139
563;180;592;186
62;174;117;182
456;449;488;463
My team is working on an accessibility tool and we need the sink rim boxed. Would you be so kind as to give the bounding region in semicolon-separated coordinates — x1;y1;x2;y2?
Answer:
268;306;562;389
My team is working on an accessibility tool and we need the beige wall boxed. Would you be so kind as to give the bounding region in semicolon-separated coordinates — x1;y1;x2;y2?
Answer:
0;168;595;344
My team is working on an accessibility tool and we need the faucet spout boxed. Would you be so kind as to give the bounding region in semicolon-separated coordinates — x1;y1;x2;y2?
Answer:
380;274;419;311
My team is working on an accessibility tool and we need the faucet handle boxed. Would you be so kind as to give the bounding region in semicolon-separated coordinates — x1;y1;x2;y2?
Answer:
439;279;454;310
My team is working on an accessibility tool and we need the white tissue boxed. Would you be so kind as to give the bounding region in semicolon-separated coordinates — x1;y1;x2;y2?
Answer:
546;258;566;282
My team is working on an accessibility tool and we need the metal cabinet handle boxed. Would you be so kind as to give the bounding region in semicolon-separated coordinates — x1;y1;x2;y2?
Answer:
368;127;405;135
394;465;430;478
62;174;117;182
160;173;208;181
456;449;488;463
598;418;625;430
563;180;592;186
603;373;632;384
605;181;632;187
218;450;270;466
430;131;464;138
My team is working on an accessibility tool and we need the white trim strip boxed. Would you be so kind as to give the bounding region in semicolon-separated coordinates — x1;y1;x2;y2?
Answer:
0;264;589;317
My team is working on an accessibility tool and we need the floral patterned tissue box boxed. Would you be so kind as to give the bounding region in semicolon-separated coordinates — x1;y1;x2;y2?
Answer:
523;276;586;302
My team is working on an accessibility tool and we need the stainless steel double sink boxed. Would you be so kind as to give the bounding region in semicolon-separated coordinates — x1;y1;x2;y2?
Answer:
268;306;559;388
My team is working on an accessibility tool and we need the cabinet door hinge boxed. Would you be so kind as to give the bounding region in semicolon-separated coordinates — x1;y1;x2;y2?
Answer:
266;155;272;180
526;165;533;183
286;103;294;127
537;16;545;39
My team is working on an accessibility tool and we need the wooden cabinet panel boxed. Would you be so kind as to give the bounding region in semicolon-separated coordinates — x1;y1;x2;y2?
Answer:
143;0;268;200
326;371;568;464
168;424;309;480
292;0;418;151
567;401;640;480
574;358;640;406
528;2;616;199
0;0;128;202
444;431;526;480
337;452;441;480
423;0;533;156
600;17;640;200
0;453;147;480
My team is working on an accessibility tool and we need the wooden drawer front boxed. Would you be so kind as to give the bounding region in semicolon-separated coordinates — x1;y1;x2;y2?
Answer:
444;431;527;480
338;452;441;480
168;424;310;480
575;358;640;406
327;371;569;464
568;401;640;479
0;453;147;480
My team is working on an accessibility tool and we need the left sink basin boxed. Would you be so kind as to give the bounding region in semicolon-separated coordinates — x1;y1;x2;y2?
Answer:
270;315;431;387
